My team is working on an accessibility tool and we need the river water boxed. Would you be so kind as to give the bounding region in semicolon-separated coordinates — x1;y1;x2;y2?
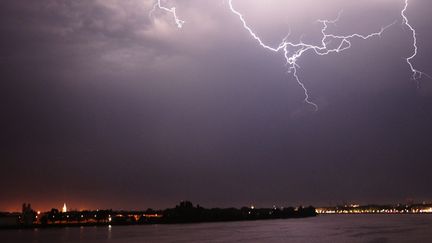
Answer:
1;214;432;242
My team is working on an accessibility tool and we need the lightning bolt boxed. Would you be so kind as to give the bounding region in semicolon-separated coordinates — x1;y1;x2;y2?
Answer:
228;0;395;110
150;0;428;109
401;0;429;82
150;0;185;28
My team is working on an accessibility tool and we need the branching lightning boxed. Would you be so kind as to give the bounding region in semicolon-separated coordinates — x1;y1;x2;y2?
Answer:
150;0;185;28
228;0;395;110
150;0;428;110
401;0;429;81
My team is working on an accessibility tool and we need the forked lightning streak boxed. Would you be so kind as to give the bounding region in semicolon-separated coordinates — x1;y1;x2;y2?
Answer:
152;0;428;110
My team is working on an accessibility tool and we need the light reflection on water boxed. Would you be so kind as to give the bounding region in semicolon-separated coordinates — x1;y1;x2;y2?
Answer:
1;214;432;243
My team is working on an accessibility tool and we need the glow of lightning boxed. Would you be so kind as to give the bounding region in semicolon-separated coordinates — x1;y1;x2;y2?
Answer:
151;0;427;109
228;0;396;110
401;0;428;81
150;0;185;28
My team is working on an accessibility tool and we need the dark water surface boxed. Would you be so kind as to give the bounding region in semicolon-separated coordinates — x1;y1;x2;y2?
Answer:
1;215;432;242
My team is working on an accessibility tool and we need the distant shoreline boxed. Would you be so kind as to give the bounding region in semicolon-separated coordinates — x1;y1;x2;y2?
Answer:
0;215;317;230
3;212;432;230
0;201;317;229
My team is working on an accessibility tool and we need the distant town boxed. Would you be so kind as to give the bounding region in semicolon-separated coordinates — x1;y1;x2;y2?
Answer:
316;203;432;214
0;201;316;229
2;201;432;229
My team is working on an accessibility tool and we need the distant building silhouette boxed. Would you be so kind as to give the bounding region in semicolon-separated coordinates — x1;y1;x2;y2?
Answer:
21;203;35;226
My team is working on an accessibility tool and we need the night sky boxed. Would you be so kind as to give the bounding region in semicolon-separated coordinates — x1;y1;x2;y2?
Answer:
1;0;431;212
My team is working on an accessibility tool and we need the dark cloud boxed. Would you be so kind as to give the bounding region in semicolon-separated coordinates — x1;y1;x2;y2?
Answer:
0;0;431;211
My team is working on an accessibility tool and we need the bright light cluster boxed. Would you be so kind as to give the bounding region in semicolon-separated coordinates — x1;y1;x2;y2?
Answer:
316;207;432;214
